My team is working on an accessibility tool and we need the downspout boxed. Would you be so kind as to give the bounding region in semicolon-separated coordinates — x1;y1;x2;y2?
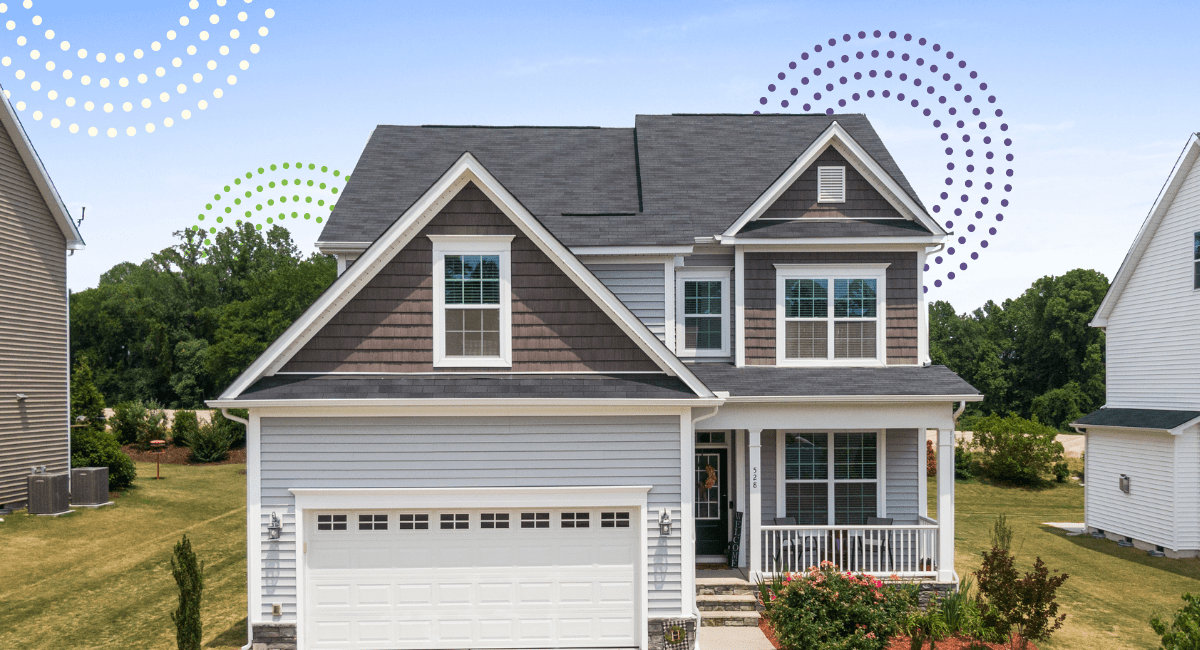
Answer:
952;401;966;430
226;407;253;650
689;404;720;649
222;408;250;427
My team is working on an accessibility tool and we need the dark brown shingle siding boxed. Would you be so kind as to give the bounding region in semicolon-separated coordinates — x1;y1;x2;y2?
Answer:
760;147;902;220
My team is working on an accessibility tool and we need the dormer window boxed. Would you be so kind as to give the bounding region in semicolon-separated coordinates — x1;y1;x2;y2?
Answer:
775;264;887;366
430;235;514;367
817;166;846;203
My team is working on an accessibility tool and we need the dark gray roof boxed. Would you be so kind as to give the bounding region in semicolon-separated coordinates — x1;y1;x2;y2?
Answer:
688;364;979;398
319;114;926;247
236;373;700;401
1072;408;1200;431
736;219;931;239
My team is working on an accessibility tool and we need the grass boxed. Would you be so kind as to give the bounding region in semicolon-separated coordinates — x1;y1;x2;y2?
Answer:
940;470;1200;649
0;462;248;650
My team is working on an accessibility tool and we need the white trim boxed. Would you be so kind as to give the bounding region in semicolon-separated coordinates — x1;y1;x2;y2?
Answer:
571;245;694;256
271;370;668;375
721;121;946;238
211;397;722;409
720;394;983;403
735;246;746;368
246;412;261;633
777;429;886;525
748;429;762;579
734;429;747;567
918;249;930;363
675;267;732;358
665;259;676;351
1093;134;1200;327
919;428;929;518
218;152;714;399
817;165;847;203
936;427;955;581
0;86;83;248
720;238;945;249
775;430;785;518
430;235;514;368
775;264;888;367
575;254;678;265
316;241;372;255
877;429;887;518
680;412;695;617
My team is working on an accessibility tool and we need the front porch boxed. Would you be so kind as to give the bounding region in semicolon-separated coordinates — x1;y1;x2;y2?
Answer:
695;402;960;583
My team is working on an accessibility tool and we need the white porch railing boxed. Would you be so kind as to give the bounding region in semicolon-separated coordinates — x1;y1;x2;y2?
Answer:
760;520;939;577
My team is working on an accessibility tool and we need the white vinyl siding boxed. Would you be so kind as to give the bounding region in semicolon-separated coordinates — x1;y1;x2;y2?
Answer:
1176;429;1200;549
884;429;921;523
1106;157;1200;409
586;263;667;342
258;415;683;621
1085;428;1176;549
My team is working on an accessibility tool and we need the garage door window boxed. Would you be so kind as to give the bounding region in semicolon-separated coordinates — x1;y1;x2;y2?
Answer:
398;514;428;530
561;512;590;528
521;512;550;528
358;514;387;531
440;513;469;529
481;513;510;529
316;514;347;531
601;512;631;528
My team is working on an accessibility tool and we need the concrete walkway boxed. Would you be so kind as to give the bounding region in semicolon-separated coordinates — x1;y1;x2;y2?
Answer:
698;625;775;650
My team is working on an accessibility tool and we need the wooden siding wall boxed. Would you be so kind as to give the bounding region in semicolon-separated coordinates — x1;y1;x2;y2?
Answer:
258;415;685;620
884;429;920;523
1085;429;1178;549
282;183;659;372
1106;157;1200;409
585;263;666;342
743;251;919;365
760;147;903;220
0;120;67;508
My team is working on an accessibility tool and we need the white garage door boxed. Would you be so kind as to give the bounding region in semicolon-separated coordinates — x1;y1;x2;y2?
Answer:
304;508;640;649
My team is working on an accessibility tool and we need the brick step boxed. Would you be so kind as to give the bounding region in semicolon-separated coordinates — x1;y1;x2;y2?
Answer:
696;594;758;612
695;577;757;597
699;610;761;627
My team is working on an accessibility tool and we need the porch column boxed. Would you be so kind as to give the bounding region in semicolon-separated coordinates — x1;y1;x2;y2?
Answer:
936;427;955;582
735;429;747;567
749;428;762;578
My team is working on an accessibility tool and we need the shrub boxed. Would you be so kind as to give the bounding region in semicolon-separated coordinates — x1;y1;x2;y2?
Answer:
172;410;200;448
188;421;231;463
759;562;915;650
70;359;106;431
70;427;136;490
110;401;147;445
136;401;170;451
170;534;204;650
1030;382;1087;431
971;413;1064;485
975;516;1068;650
955;439;975;480
926;439;936;477
211;408;247;449
1052;461;1069;483
1151;593;1200;650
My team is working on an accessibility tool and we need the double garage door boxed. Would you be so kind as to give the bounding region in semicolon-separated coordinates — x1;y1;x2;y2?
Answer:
305;508;640;649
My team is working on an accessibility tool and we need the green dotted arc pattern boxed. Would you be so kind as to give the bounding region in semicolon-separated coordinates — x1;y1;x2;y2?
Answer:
193;162;349;248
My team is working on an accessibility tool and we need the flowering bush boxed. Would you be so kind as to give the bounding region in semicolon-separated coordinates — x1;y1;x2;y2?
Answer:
758;562;915;650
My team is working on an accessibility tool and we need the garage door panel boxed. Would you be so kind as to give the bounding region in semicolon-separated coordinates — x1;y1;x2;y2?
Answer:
356;584;391;606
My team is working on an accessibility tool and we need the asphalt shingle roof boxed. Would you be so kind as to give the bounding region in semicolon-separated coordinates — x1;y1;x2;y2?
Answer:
1072;408;1200;431
318;114;925;247
688;364;979;398
236;373;700;401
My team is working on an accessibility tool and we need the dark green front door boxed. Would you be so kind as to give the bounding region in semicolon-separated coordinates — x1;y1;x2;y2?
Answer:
695;449;728;556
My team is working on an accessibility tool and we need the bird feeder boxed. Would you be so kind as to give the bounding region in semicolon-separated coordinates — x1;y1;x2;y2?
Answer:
150;439;167;480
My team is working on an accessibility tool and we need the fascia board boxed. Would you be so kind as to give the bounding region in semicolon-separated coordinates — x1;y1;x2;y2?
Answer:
0;85;83;248
571;245;694;256
1171;414;1200;436
315;241;371;255
720;394;983;403
719;237;943;250
1092;134;1200;326
721;121;944;238
207;397;724;408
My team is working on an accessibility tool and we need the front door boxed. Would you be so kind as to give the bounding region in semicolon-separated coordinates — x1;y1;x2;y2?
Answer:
695;449;728;557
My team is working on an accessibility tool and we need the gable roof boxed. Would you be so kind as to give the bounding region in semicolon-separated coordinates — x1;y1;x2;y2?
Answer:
218;152;714;400
0;85;83;249
1092;133;1200;327
316;113;931;248
1072;407;1200;434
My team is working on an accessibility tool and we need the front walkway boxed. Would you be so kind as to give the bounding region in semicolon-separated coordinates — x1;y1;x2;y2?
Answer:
698;625;775;650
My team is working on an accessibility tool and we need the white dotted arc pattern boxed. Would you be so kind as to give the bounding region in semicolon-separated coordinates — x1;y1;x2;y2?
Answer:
0;0;275;137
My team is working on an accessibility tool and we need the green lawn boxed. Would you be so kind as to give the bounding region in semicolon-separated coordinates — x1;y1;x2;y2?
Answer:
940;472;1200;649
0;462;248;650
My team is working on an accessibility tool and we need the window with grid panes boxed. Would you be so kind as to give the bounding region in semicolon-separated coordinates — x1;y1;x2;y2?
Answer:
780;272;881;362
601;512;630;528
1194;232;1200;290
784;432;879;525
440;513;469;530
398;514;429;530
443;254;501;357
358;514;387;531
317;514;347;531
684;281;723;349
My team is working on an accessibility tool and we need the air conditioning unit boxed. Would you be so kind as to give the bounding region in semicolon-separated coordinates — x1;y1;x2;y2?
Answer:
27;472;70;515
71;467;109;506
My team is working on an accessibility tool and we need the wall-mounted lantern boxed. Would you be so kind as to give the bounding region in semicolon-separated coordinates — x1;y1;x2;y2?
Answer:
1119;474;1131;494
659;509;672;536
15;393;26;402
267;511;283;540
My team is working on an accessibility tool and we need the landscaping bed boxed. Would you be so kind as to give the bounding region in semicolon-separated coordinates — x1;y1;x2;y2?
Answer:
121;443;246;466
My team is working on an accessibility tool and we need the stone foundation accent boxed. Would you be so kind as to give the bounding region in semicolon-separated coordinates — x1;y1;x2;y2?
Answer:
251;622;296;650
917;580;958;608
649;617;697;650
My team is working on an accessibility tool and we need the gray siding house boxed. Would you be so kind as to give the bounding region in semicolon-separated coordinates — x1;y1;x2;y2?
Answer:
0;87;84;509
211;114;979;650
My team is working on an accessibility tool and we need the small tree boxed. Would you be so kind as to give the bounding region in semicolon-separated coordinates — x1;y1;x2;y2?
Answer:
975;516;1068;649
70;359;106;430
110;401;147;446
170;534;204;650
171;410;200;448
1151;593;1200;650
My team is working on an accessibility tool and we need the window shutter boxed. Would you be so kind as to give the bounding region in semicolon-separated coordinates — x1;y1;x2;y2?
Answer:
817;166;846;203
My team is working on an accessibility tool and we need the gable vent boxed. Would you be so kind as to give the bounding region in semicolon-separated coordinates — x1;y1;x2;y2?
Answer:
817;166;846;203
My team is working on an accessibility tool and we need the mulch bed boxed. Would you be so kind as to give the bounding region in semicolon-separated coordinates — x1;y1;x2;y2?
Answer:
759;617;1035;650
121;444;246;466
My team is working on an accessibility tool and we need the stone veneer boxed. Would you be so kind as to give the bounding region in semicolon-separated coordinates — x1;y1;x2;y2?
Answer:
250;622;295;650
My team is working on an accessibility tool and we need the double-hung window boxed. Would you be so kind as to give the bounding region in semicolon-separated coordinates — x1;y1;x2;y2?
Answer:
675;268;731;357
775;264;887;365
782;431;881;525
1194;232;1199;290
430;235;514;367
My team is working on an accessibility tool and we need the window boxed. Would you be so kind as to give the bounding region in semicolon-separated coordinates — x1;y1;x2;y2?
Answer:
561;512;590;528
440;513;469;530
776;265;887;365
696;431;726;445
430;235;514;367
675;269;731;357
521;512;550;529
817;166;846;203
601;512;630;528
783;432;880;525
1194;232;1199;290
481;513;510;529
317;514;347;531
358;514;387;531
398;514;429;530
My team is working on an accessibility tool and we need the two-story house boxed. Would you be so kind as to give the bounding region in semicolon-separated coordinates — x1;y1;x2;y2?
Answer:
1075;133;1200;559
210;114;980;650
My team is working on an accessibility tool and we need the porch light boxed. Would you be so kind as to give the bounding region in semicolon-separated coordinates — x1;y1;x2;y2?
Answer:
267;511;283;540
659;510;672;536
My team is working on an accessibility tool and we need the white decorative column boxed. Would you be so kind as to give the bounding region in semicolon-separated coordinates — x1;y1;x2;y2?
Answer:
735;429;747;567
749;428;762;578
936;427;956;582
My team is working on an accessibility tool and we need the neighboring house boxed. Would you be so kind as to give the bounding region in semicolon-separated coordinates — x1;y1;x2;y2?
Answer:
210;114;979;650
1075;133;1200;559
0;88;85;509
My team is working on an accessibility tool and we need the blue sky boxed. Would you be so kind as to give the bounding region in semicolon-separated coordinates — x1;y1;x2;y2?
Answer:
12;0;1200;311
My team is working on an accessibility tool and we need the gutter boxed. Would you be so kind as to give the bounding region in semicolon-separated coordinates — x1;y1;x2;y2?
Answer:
208;397;726;409
221;408;250;426
718;394;983;404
